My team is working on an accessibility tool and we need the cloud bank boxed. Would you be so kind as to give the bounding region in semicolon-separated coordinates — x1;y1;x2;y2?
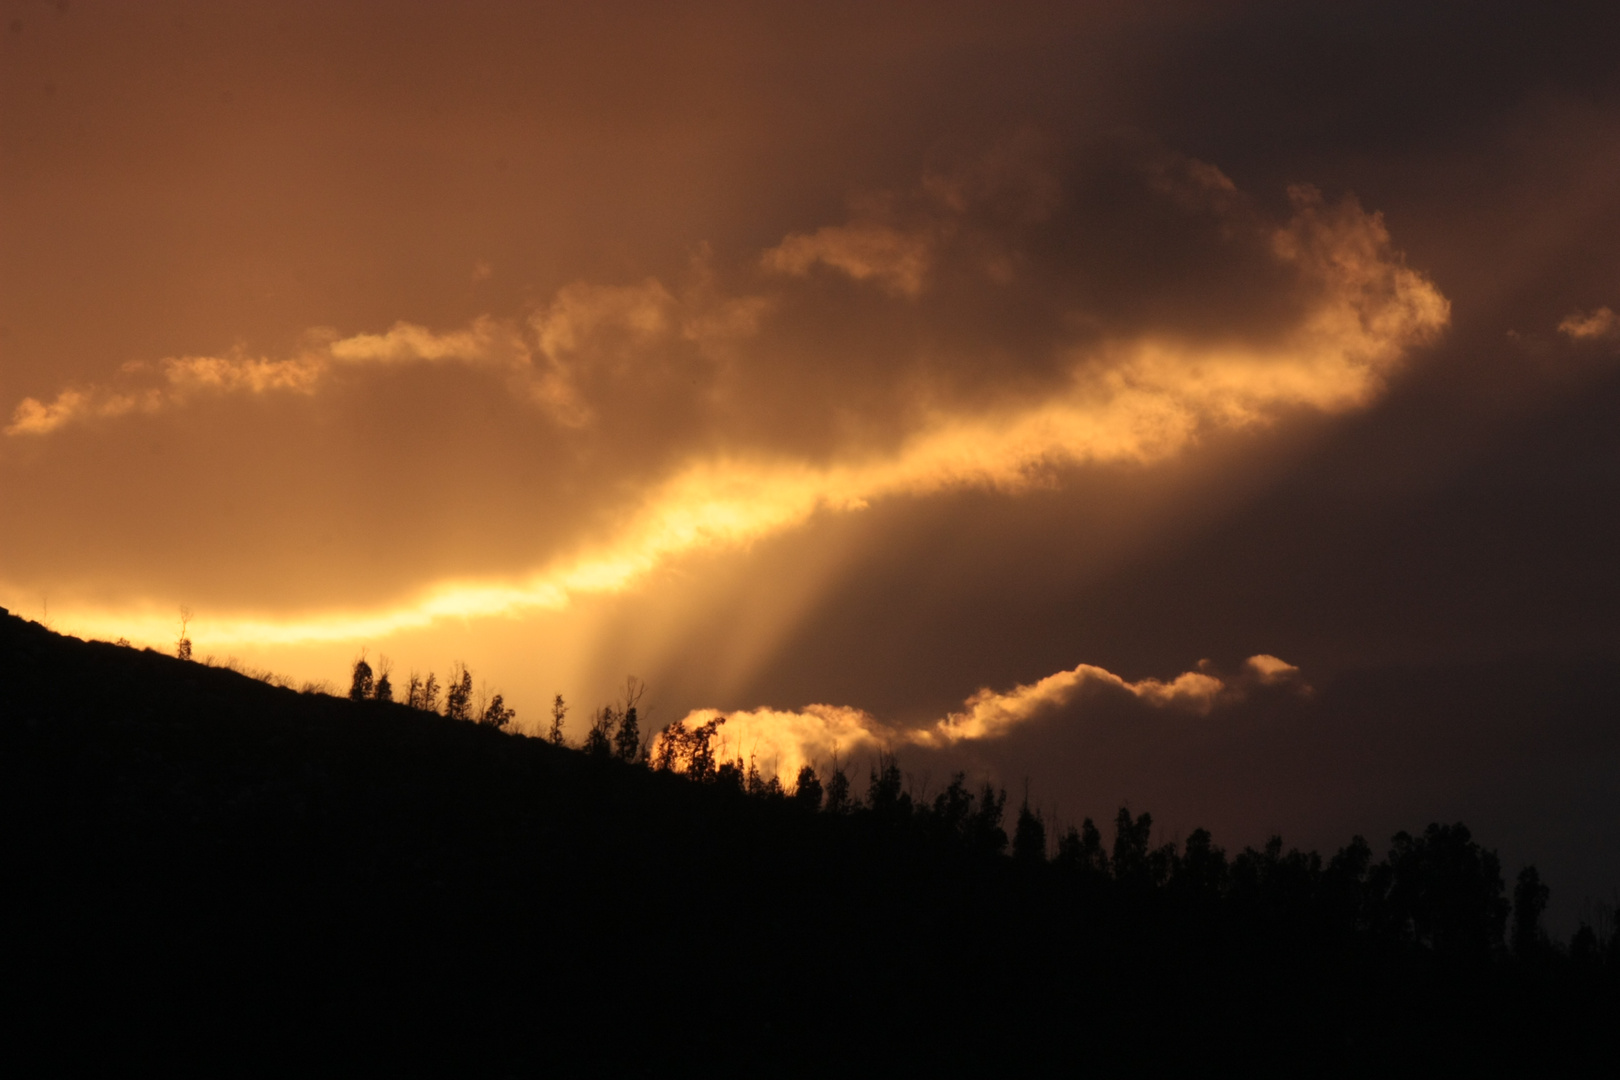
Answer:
9;156;1448;650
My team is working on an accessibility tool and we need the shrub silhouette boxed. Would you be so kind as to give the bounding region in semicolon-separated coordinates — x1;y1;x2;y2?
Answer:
175;606;193;661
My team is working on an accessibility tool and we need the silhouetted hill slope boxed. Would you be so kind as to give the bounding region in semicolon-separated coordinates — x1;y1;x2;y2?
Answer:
1;609;1613;1076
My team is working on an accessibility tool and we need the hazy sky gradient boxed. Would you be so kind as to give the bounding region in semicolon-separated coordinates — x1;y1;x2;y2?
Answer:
4;1;1618;924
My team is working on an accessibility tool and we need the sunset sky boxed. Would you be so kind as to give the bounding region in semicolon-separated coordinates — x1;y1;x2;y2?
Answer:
4;2;1618;921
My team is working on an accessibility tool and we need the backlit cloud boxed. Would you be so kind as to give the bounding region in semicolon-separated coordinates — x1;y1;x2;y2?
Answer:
658;654;1303;783
761;222;933;298
14;171;1447;651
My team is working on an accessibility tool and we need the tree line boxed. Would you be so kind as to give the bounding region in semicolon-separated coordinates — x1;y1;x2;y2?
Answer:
347;652;1616;966
346;653;515;729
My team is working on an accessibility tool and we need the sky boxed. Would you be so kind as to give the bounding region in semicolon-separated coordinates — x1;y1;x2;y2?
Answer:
3;1;1619;924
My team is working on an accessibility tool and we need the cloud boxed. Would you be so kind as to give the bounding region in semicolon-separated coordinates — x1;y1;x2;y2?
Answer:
159;355;327;395
761;222;933;298
4;280;720;436
526;279;680;425
4;355;324;436
327;315;528;368
653;654;1303;782
1558;306;1619;341
24;170;1447;648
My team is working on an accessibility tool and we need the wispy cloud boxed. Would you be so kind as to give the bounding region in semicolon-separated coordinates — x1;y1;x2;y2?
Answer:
5;355;325;436
657;654;1304;782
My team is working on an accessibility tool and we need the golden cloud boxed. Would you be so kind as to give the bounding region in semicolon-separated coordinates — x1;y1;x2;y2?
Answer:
13;176;1446;652
654;653;1302;783
327;316;529;367
761;222;934;298
1558;306;1619;341
4;355;325;436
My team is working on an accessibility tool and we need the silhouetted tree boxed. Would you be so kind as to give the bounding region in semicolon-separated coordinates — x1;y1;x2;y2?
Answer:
445;663;474;722
1570;923;1600;964
714;756;745;792
793;764;822;811
866;751;911;822
614;678;646;762
406;671;440;713
1174;828;1229;899
584;706;617;757
745;755;767;796
652;715;725;779
688;720;723;780
614;706;641;760
1013;799;1047;865
1512;865;1551;959
929;774;975;844
349;653;374;702
1056;818;1109;878
480;693;515;729
1383;823;1509;958
1322;835;1374;932
373;655;394;703
823;752;852;814
965;782;1007;854
1111;807;1155;885
176;606;193;662
1232;836;1321;921
548;693;568;745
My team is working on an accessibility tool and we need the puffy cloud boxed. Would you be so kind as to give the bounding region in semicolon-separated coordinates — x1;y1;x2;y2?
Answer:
1245;654;1301;684
1558;307;1619;341
666;704;888;783
652;654;1302;782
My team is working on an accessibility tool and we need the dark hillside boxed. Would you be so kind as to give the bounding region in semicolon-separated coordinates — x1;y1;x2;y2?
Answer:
1;609;1613;1076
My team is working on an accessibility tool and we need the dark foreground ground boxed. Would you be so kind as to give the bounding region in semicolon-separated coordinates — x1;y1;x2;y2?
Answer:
1;609;1614;1076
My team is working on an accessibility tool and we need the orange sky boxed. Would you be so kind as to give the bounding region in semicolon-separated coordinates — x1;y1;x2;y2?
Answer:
4;0;1620;921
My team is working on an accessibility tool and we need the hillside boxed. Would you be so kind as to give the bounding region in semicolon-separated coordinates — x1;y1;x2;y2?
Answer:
1;608;1613;1076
